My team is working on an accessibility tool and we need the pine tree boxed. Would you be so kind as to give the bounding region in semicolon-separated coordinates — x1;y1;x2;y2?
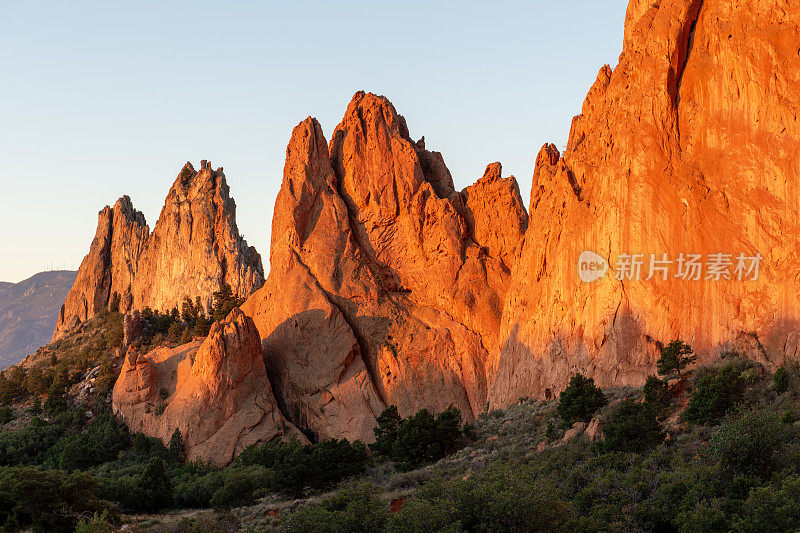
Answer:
169;428;186;464
657;340;697;377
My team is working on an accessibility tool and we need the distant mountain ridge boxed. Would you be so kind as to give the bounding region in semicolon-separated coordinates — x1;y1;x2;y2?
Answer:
0;271;77;369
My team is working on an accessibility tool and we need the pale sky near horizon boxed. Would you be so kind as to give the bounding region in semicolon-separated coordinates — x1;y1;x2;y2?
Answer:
0;1;629;283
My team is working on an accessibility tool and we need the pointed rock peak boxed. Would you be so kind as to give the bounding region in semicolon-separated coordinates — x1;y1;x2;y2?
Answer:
339;90;411;141
284;116;335;193
479;162;503;183
170;159;229;203
113;195;147;227
536;144;561;168
177;161;199;189
582;65;613;116
288;117;329;160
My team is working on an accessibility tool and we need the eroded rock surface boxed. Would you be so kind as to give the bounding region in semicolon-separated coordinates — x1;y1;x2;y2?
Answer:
130;161;264;313
241;92;528;441
54;162;263;340
491;0;800;406
54;197;148;339
112;308;304;465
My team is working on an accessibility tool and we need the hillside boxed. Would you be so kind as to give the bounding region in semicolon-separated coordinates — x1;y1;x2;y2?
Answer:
3;328;800;531
0;271;77;369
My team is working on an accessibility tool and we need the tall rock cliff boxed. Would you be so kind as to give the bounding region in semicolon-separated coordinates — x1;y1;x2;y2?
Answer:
54;196;148;339
491;0;800;406
93;0;800;459
241;92;528;442
130;161;264;313
54;162;264;340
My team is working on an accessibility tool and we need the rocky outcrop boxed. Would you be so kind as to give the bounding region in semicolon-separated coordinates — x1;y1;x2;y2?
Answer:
112;308;305;465
241;92;528;442
490;0;800;406
457;162;528;269
130;161;264;313
54;197;148;339
96;0;800;456
54;163;263;340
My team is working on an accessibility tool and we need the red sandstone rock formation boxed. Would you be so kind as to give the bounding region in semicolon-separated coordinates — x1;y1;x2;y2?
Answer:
241;92;528;442
130;161;264;313
54;162;263;340
112;308;305;465
490;0;800;406
54;196;148;339
92;0;800;459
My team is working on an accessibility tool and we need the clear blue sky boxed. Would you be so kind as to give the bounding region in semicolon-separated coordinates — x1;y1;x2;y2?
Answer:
0;1;628;283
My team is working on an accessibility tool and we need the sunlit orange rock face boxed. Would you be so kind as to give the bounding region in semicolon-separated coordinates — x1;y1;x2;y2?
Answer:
241;92;528;441
53;161;264;340
53;196;148;339
113;308;305;466
82;0;800;458
489;0;800;406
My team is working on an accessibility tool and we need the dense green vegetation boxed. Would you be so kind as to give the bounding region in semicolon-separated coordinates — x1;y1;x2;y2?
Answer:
280;357;800;532
556;373;607;423
4;329;800;532
370;405;463;471
657;339;698;377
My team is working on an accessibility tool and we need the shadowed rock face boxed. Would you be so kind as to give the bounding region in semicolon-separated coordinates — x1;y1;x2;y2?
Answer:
241;92;528;442
491;0;800;406
53;162;264;340
112;308;305;466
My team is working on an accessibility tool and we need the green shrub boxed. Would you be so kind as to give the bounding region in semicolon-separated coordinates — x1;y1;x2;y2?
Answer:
371;406;463;471
414;464;578;532
732;475;800;532
209;467;266;509
169;427;186;464
557;374;607;424
132;432;170;461
0;467;111;532
774;366;789;394
711;409;789;479
0;406;13;425
684;364;745;425
211;283;245;323
657;340;697;377
383;497;460;533
172;465;223;508
600;399;664;453
179;166;195;188
75;510;115;533
643;375;671;412
138;457;172;511
238;437;369;497
283;484;388;533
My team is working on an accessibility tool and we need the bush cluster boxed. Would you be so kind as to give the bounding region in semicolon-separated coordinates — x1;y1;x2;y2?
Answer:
557;374;607;424
684;363;746;425
371;406;463;471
